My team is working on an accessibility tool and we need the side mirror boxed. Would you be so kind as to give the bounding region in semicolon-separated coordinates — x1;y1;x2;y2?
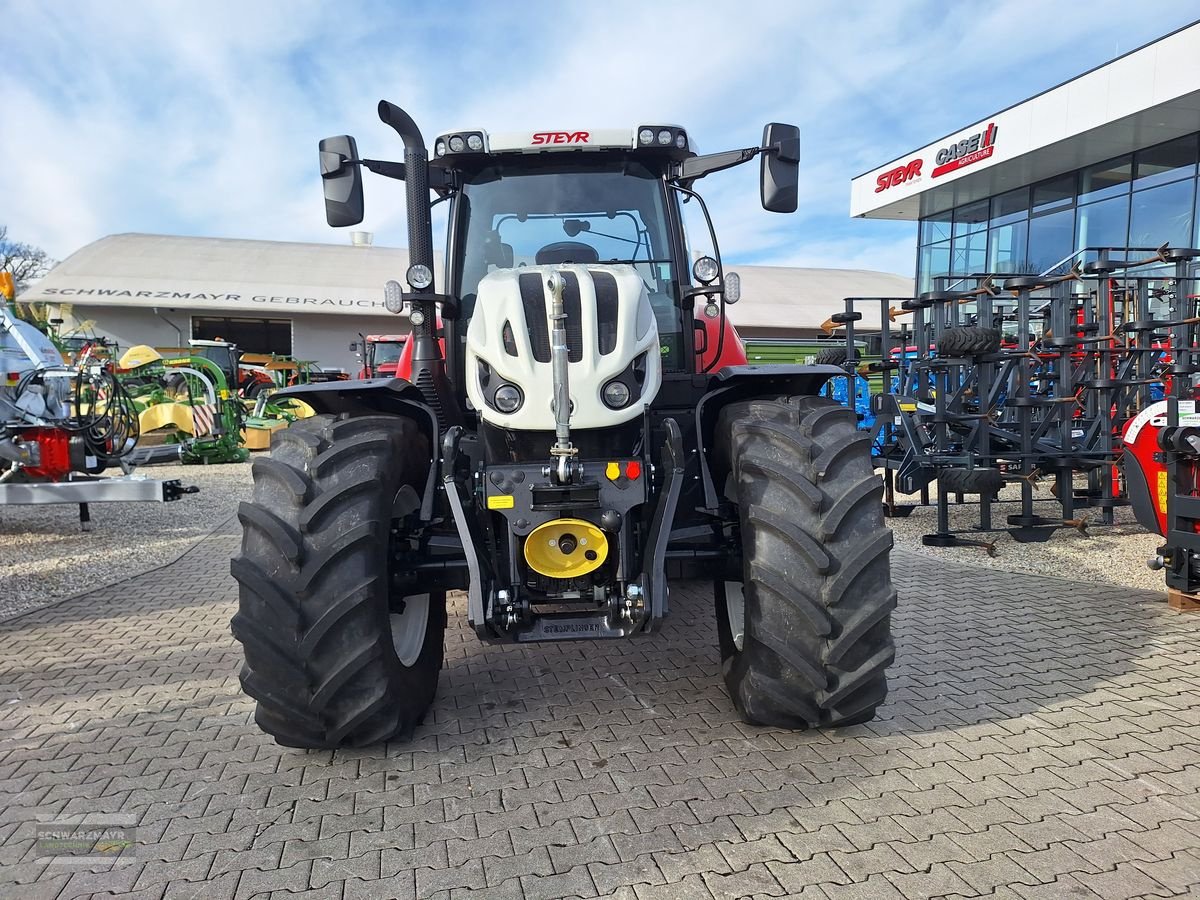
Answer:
760;123;800;213
319;135;364;227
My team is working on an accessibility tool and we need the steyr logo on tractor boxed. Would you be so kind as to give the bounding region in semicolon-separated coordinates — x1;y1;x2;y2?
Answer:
531;131;590;145
875;158;922;193
932;123;997;178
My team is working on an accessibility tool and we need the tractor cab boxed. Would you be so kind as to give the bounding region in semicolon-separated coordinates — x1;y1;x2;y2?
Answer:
189;338;273;397
188;339;240;388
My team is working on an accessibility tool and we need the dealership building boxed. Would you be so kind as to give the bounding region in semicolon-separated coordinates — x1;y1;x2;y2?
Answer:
18;233;911;370
851;21;1200;291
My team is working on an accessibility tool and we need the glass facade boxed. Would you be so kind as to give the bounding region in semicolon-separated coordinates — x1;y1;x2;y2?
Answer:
916;133;1200;292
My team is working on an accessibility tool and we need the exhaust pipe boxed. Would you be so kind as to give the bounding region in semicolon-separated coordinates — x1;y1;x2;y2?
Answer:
376;100;457;424
377;101;434;278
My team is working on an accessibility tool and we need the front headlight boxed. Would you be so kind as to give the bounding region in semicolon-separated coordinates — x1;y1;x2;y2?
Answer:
692;256;719;284
494;383;523;413
406;264;433;290
602;380;631;409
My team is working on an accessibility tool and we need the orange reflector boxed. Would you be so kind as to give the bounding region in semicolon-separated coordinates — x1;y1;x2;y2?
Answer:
625;461;641;479
605;462;620;481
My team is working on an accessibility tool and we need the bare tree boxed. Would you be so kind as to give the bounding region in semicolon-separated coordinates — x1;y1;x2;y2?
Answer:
0;225;55;293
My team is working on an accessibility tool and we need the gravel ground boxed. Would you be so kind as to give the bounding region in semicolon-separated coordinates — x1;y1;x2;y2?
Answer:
0;455;1169;622
0;461;252;620
884;477;1166;593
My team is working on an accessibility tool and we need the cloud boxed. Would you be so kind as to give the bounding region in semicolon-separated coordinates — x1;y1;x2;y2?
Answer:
2;0;1197;285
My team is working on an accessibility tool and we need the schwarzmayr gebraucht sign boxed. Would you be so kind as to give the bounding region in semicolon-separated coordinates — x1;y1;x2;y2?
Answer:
37;286;385;310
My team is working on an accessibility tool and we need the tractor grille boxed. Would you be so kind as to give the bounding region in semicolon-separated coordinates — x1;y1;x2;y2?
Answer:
561;272;583;363
593;272;619;355
518;273;551;363
517;271;584;362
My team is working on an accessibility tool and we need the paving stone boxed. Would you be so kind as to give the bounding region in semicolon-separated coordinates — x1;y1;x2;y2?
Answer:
548;834;620;871
450;878;526;900
1130;850;1200;894
819;873;908;900
311;850;382;889
702;861;786;898
1071;861;1179;898
882;861;977;898
415;857;485;895
343;872;416;900
588;856;667;894
633;873;716;900
520;865;597;900
653;844;734;881
482;845;553;886
233;859;313;899
5;537;1200;900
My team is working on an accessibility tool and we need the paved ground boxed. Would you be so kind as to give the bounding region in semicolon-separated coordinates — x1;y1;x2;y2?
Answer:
2;515;1200;899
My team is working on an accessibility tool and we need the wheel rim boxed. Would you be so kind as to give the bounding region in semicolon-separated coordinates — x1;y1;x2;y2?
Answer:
390;593;430;667
723;581;745;652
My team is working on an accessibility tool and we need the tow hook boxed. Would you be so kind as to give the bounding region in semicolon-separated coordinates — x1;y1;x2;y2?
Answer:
612;582;645;626
495;589;528;631
163;480;201;501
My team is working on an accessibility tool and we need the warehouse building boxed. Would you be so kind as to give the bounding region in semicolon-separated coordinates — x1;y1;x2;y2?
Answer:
19;233;912;371
851;21;1200;291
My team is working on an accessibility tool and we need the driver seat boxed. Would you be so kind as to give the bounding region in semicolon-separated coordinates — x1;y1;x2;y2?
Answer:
535;241;599;265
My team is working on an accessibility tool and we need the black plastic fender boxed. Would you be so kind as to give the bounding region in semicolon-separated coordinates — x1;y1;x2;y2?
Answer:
695;364;843;511
271;378;441;520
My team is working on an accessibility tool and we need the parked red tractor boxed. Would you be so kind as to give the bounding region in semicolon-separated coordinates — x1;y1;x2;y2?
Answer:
231;103;895;748
356;333;408;378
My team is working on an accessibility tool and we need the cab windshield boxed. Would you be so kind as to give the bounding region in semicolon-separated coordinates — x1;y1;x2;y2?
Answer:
453;160;682;368
371;341;404;364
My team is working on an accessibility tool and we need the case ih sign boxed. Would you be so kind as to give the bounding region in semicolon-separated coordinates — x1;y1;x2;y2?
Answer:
932;123;998;177
873;122;999;193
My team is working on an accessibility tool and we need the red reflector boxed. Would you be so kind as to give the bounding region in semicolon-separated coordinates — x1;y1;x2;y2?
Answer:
625;461;641;479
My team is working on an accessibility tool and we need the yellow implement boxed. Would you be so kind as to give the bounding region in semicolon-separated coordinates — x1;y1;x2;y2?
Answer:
241;421;288;450
138;403;198;434
119;344;163;369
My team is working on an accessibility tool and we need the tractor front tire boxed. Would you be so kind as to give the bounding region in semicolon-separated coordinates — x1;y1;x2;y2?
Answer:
231;413;444;748
715;396;896;729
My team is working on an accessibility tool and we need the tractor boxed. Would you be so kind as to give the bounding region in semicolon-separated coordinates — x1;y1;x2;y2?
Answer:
231;102;896;748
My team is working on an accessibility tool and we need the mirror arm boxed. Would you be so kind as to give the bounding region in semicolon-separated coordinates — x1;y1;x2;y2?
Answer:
676;136;797;189
358;158;454;193
361;158;405;179
675;146;760;187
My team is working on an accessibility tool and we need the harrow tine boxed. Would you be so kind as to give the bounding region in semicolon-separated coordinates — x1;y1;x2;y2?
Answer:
1010;467;1043;491
1063;517;1089;535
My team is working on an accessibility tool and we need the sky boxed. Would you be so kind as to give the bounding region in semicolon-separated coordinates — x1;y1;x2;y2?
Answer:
2;1;1198;279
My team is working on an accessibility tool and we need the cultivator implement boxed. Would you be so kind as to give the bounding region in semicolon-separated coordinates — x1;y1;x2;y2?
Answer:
817;243;1200;550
